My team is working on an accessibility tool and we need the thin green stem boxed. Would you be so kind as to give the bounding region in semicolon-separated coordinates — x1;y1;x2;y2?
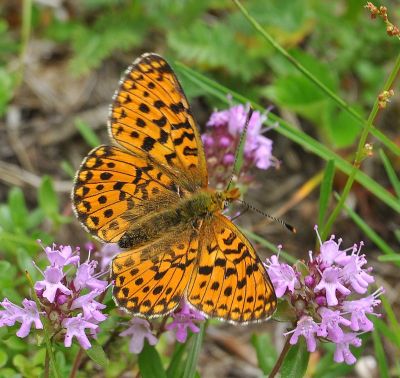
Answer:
321;53;400;239
232;0;400;157
69;348;84;378
17;0;32;87
268;337;291;378
25;271;60;378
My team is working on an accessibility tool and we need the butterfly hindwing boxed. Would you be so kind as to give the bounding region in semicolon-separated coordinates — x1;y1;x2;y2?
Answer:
187;214;277;323
112;229;199;316
109;53;208;190
73;145;180;243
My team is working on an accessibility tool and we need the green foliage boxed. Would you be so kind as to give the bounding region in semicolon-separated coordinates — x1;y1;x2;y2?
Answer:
280;339;310;378
138;342;167;378
251;333;277;375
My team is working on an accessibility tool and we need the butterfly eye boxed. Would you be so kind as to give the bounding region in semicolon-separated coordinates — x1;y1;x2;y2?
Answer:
223;201;229;209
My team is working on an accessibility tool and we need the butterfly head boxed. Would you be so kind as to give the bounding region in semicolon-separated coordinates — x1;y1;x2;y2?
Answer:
211;187;241;212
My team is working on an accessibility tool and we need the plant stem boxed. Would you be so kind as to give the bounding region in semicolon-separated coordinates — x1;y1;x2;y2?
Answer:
232;0;400;157
17;0;32;87
69;348;84;378
321;53;400;239
25;271;60;378
269;337;291;378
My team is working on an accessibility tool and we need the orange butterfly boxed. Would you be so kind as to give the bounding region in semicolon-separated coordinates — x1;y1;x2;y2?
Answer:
72;53;276;323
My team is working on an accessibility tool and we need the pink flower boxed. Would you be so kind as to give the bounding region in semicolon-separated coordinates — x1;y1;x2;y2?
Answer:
166;301;205;343
317;307;351;342
70;291;107;323
333;333;362;365
98;243;120;270
44;244;80;267
265;255;299;298
34;266;71;303
342;288;383;332
74;261;107;291
285;316;320;352
62;314;98;350
119;318;158;354
0;298;43;338
314;267;351;306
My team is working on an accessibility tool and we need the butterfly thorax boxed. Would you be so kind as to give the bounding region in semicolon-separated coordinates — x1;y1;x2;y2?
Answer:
118;187;240;249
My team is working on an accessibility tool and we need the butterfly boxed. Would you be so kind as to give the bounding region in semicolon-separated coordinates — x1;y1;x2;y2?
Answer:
72;53;276;323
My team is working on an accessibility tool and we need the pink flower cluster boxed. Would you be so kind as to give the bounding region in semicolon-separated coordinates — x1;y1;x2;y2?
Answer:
0;243;108;350
265;227;384;365
202;103;279;187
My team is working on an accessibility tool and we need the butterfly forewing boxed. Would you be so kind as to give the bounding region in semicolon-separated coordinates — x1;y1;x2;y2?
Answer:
73;145;180;243
109;53;208;190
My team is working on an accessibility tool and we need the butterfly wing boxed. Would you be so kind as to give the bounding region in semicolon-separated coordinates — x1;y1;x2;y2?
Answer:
72;145;180;243
187;214;276;323
109;53;208;190
112;229;199;316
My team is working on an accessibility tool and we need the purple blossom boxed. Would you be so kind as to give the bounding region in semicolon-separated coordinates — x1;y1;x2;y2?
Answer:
44;244;80;267
317;308;351;342
71;291;107;323
0;298;43;338
98;243;120;270
333;333;362;365
285;316;320;352
74;261;107;291
1;242;109;352
119;318;158;354
34;266;71;303
269;227;383;365
314;267;351;306
338;244;374;294
342;288;383;332
203;103;278;186
165;301;205;343
265;255;298;298
63;314;98;350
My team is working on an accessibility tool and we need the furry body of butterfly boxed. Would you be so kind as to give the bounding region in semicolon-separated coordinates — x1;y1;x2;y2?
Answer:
118;188;240;249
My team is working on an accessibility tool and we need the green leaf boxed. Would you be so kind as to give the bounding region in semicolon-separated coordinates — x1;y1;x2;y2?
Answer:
280;339;309;378
138;342;167;378
167;340;188;378
38;176;59;219
250;333;276;375
85;340;109;368
75;118;101;148
379;149;400;199
318;160;335;226
324;107;361;148
372;328;390;378
0;348;8;368
182;323;205;378
61;160;76;179
8;187;28;230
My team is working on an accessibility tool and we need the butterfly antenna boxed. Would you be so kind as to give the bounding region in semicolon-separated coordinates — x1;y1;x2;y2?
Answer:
237;199;296;233
226;107;254;191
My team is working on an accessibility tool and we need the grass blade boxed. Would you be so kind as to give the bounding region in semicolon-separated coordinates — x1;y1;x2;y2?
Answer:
379;149;400;199
318;160;335;227
182;323;205;378
372;327;390;378
337;194;399;262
